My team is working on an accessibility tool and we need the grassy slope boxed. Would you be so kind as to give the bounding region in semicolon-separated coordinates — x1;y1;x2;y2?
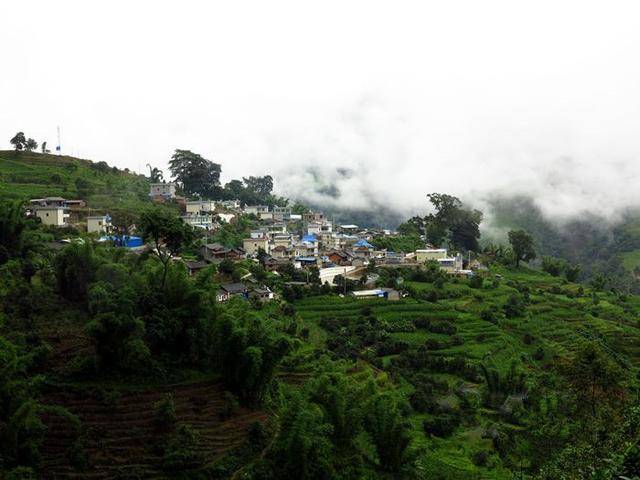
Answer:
0;150;154;217
293;267;640;478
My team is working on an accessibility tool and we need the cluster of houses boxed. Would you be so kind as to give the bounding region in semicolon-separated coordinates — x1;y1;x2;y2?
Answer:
26;182;474;303
26;197;113;234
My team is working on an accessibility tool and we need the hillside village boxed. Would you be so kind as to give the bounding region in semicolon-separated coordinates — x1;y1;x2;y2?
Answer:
26;180;477;303
2;152;640;480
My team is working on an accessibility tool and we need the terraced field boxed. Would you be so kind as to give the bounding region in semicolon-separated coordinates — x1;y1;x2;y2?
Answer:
41;380;267;479
293;267;640;478
296;269;640;369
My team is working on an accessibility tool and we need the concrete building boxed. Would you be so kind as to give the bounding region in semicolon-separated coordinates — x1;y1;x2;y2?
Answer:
149;183;177;199
243;237;270;256
415;248;448;263
307;220;333;236
272;207;291;222
181;214;216;230
350;288;400;301
217;283;248;302
33;206;69;227
244;205;269;215
185;200;216;214
87;215;112;234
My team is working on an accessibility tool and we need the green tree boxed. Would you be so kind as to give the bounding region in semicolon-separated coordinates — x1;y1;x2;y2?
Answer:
146;164;164;182
242;175;273;198
0;202;29;263
138;208;193;288
85;265;150;371
423;193;482;250
216;307;290;405
364;393;414;473
10;132;26;151
541;256;565;276
565;263;581;282
54;243;98;302
566;342;625;421
271;393;334;480
168;149;221;197
508;229;536;267
24;139;37;152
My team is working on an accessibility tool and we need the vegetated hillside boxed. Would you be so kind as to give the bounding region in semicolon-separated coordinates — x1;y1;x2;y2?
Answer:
0;150;152;217
485;194;640;289
293;267;640;478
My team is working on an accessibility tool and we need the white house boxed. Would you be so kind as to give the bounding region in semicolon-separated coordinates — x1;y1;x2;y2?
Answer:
185;200;216;214
32;206;69;227
244;205;269;215
149;183;177;199
307;221;333;236
415;248;448;263
87;215;112;234
438;255;464;273
272;207;291;221
217;199;241;210
250;229;269;239
181;214;216;229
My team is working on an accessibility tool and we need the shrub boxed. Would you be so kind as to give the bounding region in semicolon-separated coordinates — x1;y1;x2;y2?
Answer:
533;346;545;361
504;294;526;318
248;421;267;445
5;467;37;480
220;391;239;420
429;321;457;335
67;436;89;471
423;414;460;438
471;450;489;467
154;394;177;429
468;274;484;289
542;256;565;277
161;425;205;473
480;307;500;324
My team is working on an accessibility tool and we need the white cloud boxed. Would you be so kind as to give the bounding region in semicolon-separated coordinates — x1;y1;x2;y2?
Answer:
2;0;640;220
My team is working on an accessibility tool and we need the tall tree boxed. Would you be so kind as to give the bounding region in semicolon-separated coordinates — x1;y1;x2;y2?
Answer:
423;193;482;250
168;149;221;197
25;138;37;152
0;201;29;263
146;164;163;183
138;208;193;288
242;175;273;198
508;229;536;267
566;342;625;421
10;132;26;151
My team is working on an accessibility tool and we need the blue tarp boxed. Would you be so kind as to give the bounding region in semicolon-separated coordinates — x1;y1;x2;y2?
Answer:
101;235;143;248
301;234;317;243
353;239;374;248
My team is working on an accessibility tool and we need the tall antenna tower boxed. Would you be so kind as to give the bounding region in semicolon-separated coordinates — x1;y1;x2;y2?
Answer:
56;126;61;155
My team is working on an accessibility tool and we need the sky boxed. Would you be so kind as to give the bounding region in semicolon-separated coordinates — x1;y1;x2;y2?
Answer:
2;1;640;220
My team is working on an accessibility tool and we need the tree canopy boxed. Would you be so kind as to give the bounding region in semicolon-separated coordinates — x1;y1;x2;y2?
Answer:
168;149;221;197
508;229;536;267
